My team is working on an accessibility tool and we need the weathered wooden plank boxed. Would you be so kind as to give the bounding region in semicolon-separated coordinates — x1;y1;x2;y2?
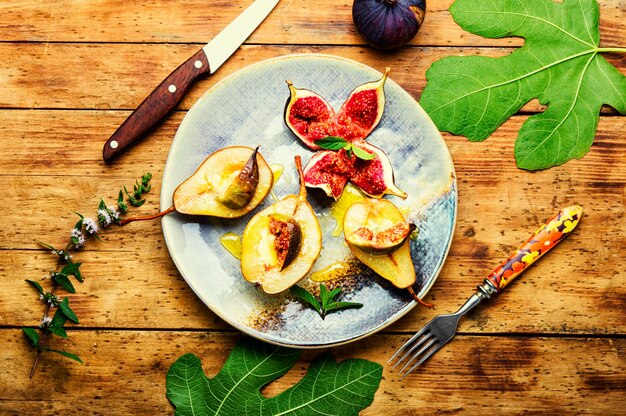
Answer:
0;107;624;178
1;330;624;415
1;43;624;111
0;0;624;48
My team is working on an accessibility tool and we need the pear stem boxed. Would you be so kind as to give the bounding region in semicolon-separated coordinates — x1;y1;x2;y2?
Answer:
407;286;434;308
294;155;307;198
119;206;176;226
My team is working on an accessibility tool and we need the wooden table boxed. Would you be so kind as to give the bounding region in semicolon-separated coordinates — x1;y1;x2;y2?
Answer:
1;1;625;414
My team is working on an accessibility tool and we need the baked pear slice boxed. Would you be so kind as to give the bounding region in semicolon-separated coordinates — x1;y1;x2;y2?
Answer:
173;146;273;218
343;198;432;307
241;156;322;294
120;146;273;225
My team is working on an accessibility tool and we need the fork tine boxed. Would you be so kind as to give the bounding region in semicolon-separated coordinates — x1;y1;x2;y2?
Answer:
397;337;438;375
387;323;432;364
390;332;433;370
399;342;442;380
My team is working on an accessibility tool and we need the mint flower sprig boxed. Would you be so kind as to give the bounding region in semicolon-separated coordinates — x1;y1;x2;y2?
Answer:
23;172;152;379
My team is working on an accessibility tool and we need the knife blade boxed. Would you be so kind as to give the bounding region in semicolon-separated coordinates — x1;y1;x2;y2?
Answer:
103;0;280;163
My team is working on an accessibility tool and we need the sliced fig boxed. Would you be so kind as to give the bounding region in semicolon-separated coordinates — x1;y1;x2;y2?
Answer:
335;68;389;141
217;146;260;209
284;81;336;150
284;69;390;148
350;142;407;199
303;149;356;200
302;142;405;200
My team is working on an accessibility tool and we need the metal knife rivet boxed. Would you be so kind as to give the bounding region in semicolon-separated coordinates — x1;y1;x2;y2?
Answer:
110;140;118;149
168;84;177;93
194;60;203;69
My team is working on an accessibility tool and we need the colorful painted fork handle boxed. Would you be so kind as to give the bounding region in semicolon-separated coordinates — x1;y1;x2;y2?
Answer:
486;205;583;292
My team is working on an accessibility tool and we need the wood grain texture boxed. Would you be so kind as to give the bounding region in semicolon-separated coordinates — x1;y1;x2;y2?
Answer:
1;330;624;415
0;0;624;47
1;43;624;112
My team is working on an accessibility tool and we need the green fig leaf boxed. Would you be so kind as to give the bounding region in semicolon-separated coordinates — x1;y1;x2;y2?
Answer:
166;338;382;416
420;0;626;170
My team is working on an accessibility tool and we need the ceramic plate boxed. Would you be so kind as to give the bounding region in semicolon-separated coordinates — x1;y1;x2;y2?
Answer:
161;54;456;348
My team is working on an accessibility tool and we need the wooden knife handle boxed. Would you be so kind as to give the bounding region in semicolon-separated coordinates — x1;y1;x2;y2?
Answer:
103;48;211;163
485;205;583;292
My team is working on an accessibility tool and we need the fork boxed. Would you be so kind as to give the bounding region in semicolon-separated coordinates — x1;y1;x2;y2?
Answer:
389;205;583;379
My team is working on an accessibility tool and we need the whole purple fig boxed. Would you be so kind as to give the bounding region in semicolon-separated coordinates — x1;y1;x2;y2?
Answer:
352;0;426;50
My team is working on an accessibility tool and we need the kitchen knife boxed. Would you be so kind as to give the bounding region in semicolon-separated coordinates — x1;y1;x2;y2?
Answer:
103;0;280;163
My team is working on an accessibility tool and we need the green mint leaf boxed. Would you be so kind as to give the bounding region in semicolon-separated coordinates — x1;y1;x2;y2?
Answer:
58;298;79;324
51;307;67;328
37;241;56;251
61;262;83;282
319;284;360;317
98;199;107;211
314;136;349;150
131;198;146;207
117;190;129;214
352;145;376;160
52;273;76;294
45;349;83;364
326;286;342;302
22;327;40;346
47;324;68;338
289;285;322;314
345;143;353;158
26;279;44;295
324;301;364;314
420;0;626;170
166;338;382;416
319;283;329;301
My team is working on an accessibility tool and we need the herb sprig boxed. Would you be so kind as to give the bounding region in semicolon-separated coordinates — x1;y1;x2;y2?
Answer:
290;284;363;319
23;173;152;379
314;136;376;160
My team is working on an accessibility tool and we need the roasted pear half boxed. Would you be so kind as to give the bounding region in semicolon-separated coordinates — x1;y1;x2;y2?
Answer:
343;198;432;307
241;156;322;294
173;146;273;218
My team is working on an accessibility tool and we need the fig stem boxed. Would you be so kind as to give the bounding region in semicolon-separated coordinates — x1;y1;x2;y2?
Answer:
407;286;434;308
119;206;176;226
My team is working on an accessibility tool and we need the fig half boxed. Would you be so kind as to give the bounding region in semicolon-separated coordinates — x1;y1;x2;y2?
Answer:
241;156;322;294
216;146;260;209
344;199;413;254
303;142;406;200
284;69;389;149
336;68;388;141
284;82;336;150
